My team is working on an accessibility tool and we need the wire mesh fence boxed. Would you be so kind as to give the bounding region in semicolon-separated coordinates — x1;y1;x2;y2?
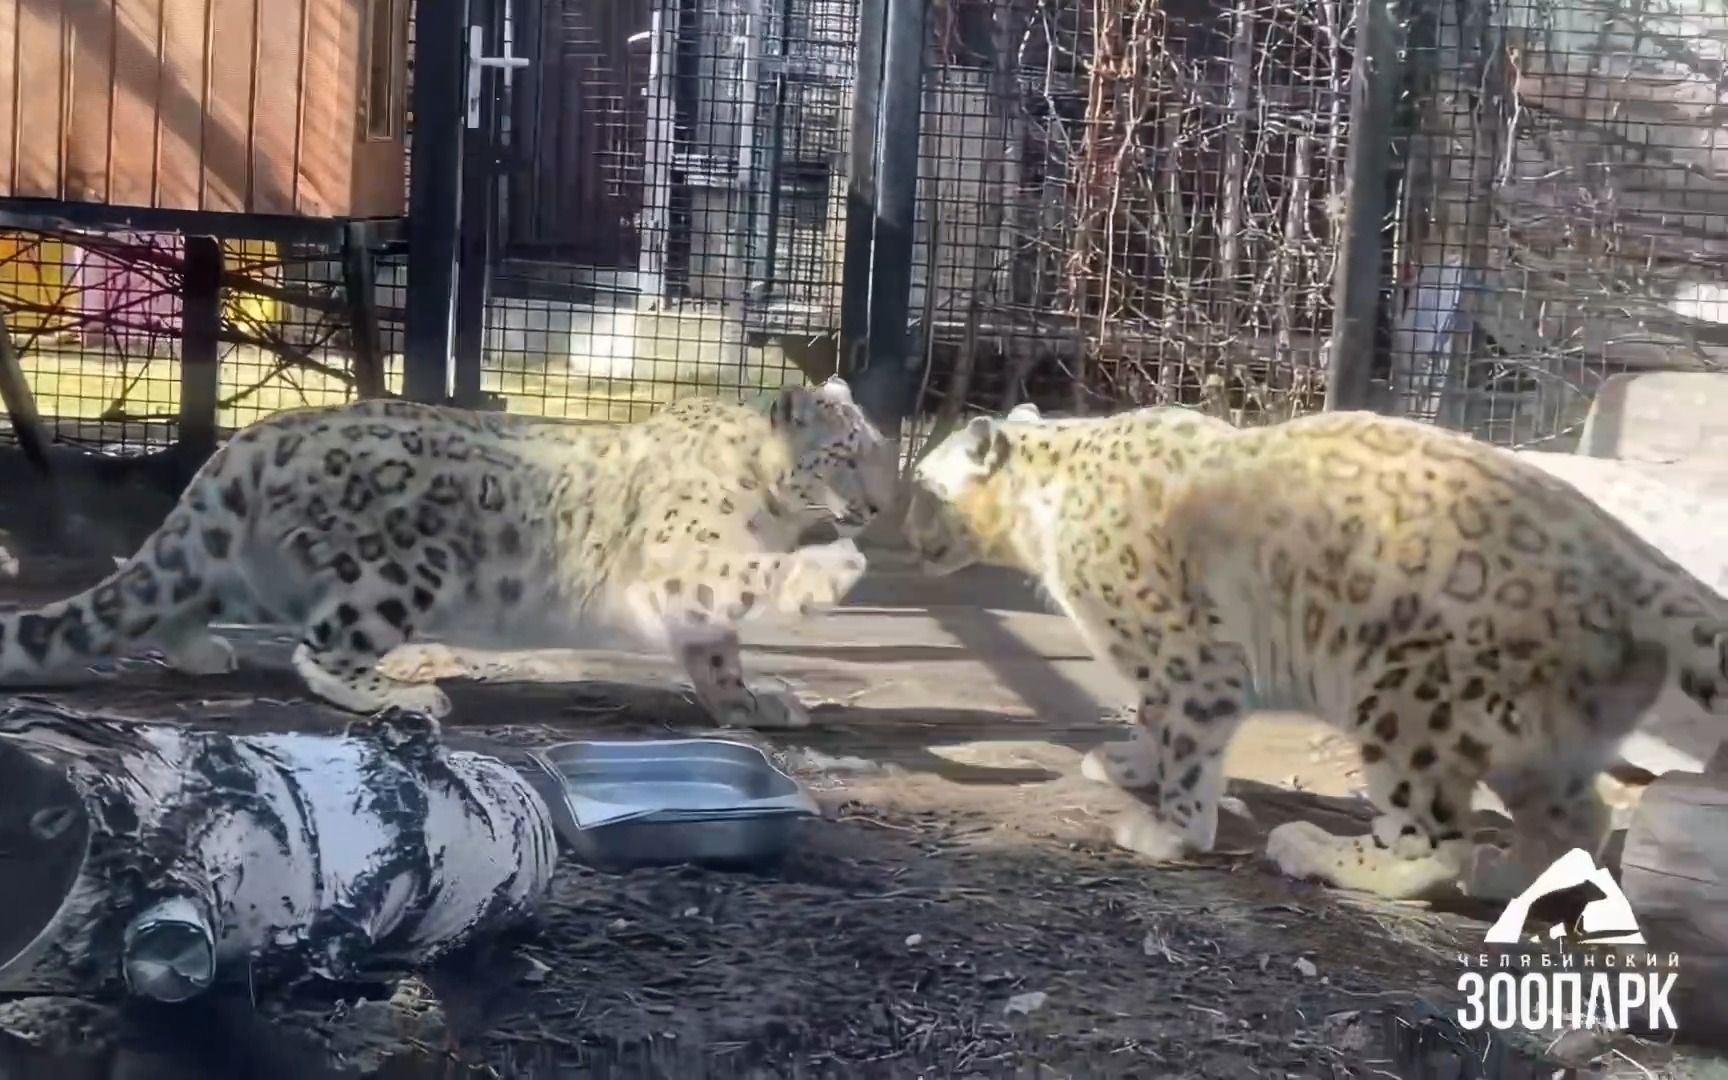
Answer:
0;230;405;452
3;0;1728;453
1388;0;1728;449
901;0;1353;458
474;0;858;423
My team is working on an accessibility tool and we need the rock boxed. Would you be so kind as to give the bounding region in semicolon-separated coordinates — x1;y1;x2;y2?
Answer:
1003;991;1048;1016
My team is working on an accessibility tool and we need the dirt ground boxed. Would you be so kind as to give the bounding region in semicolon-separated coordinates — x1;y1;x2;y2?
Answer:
0;505;1722;1078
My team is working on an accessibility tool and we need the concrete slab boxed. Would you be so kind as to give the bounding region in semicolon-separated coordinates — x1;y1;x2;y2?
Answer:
1577;370;1728;461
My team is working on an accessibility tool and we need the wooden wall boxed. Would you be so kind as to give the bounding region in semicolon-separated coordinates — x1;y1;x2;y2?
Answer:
0;0;408;218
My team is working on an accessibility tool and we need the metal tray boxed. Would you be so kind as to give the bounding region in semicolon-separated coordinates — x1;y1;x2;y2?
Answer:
524;738;819;870
552;808;810;871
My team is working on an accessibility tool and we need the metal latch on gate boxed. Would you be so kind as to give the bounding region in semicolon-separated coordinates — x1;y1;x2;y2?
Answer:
467;27;531;129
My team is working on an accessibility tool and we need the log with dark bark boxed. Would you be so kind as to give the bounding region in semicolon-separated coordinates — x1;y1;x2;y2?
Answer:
0;701;558;1002
1616;742;1728;1046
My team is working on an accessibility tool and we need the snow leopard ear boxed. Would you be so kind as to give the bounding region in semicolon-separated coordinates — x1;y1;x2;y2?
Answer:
818;375;854;404
960;415;1010;472
773;377;853;429
1005;402;1042;422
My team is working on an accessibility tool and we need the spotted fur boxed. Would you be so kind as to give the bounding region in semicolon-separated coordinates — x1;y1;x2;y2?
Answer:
0;377;892;729
906;405;1728;901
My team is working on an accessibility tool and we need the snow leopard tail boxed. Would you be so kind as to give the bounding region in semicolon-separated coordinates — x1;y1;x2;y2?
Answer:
1628;569;1728;719
1659;606;1728;719
0;502;224;679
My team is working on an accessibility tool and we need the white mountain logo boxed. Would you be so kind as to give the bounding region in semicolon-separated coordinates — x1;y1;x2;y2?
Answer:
1482;847;1646;947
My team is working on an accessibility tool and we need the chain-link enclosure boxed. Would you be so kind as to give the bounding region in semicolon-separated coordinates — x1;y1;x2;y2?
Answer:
902;0;1352;457
0;231;406;451
1388;0;1728;448
472;0;858;422
2;0;1727;453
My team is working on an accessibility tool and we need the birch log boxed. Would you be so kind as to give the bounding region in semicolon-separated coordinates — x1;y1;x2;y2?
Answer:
0;701;557;1002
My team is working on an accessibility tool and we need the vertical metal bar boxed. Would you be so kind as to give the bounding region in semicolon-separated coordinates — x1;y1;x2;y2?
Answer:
760;11;789;296
734;0;765;305
1440;7;1499;433
838;0;885;376
1217;0;1253;362
759;71;787;293
403;0;470;403
0;307;52;479
639;0;677;307
454;3;500;407
342;222;387;399
1324;0;1404;412
756;0;795;298
949;0;1013;422
849;0;924;432
178;235;222;475
453;141;494;406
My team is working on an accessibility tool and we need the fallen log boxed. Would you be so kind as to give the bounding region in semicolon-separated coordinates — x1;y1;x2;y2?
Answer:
0;700;558;1002
1616;741;1728;1046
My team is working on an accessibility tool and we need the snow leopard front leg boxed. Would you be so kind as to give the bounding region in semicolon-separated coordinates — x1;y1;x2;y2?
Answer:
1067;590;1252;860
625;538;868;729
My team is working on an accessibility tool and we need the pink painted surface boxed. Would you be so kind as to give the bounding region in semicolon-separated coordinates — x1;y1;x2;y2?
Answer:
68;234;184;347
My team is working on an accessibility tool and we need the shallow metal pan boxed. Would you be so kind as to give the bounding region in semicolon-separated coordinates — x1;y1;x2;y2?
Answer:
524;738;819;870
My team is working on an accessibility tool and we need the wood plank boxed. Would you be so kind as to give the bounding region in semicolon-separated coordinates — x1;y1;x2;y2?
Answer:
14;0;66;197
155;0;208;209
0;0;403;215
197;0;252;211
294;0;354;217
346;0;405;217
0;0;20;195
108;0;165;208
63;0;114;203
245;0;299;215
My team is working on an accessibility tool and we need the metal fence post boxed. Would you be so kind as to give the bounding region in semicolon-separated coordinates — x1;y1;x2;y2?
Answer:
342;223;387;399
178;236;223;477
454;1;502;409
1325;0;1405;413
847;0;926;434
403;0;471;404
839;0;886;386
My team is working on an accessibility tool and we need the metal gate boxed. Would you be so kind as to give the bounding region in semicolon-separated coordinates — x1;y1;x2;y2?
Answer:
455;0;860;422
